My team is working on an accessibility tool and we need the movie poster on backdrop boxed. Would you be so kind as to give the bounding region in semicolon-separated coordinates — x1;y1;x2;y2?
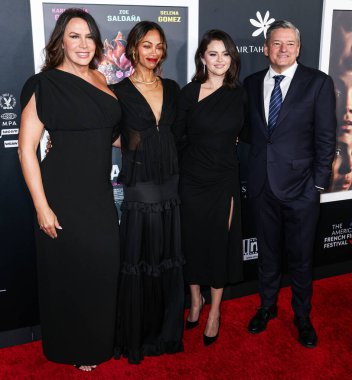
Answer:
29;0;198;215
319;0;352;203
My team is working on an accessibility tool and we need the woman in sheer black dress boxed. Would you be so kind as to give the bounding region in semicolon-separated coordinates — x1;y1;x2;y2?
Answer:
111;21;184;364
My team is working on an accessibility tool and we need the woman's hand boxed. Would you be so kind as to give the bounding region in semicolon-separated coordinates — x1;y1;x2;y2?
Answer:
37;207;62;239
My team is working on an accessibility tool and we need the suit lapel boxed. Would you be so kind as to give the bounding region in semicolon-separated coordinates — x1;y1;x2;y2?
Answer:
256;69;268;132
274;64;310;129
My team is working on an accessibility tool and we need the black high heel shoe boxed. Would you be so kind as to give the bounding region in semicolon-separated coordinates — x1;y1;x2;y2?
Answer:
203;317;220;346
185;295;205;330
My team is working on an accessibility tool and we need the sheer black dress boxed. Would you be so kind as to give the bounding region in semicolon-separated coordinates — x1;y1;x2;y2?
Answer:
20;69;121;365
174;81;246;289
111;77;184;364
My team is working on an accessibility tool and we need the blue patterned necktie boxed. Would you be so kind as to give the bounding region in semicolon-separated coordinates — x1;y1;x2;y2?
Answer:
268;75;285;135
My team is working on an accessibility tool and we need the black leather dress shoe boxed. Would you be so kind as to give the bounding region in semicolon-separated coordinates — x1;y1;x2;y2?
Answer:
247;305;278;334
294;316;317;348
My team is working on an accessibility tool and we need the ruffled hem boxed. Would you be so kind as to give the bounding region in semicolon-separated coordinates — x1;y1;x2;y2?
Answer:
114;340;184;364
121;197;180;213
121;256;185;276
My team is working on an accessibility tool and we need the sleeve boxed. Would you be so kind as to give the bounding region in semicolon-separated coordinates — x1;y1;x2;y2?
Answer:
20;74;44;124
239;80;251;144
313;75;337;189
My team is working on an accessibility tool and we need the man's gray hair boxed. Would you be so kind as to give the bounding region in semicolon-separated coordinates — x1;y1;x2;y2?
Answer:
265;20;301;45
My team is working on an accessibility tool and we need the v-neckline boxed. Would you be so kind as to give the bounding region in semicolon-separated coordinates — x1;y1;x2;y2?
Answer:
53;68;119;102
127;77;164;126
197;82;224;103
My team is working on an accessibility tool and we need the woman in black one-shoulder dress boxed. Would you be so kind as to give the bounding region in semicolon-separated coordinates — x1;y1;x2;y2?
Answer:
19;10;120;371
174;30;246;345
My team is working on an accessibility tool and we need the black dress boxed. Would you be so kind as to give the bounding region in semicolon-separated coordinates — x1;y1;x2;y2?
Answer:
110;78;184;364
174;82;245;288
20;69;121;365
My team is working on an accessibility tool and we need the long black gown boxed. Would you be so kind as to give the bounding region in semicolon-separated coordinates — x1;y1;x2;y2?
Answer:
174;82;246;288
20;69;121;365
111;78;184;364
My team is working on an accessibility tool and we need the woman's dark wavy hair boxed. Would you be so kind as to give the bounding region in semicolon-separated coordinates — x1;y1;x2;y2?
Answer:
125;21;167;72
42;8;103;71
193;29;240;88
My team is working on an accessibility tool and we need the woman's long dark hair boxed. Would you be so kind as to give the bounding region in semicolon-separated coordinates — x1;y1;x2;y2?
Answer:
42;8;103;71
125;21;167;72
193;29;240;88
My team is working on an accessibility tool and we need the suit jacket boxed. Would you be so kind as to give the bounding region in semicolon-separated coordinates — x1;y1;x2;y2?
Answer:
243;63;337;201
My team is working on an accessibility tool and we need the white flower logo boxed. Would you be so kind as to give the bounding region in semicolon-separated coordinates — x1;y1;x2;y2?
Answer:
250;11;275;38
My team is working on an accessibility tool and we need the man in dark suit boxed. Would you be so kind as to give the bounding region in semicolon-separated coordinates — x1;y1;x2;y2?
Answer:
244;20;336;347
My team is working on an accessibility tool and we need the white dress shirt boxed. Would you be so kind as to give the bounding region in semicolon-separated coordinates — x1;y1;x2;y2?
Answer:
263;62;298;123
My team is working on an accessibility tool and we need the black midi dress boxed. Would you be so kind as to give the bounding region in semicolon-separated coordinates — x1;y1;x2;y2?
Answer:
20;69;121;365
110;78;184;364
174;82;246;289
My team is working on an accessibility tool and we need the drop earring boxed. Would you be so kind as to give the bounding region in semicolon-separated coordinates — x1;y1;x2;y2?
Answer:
203;64;206;74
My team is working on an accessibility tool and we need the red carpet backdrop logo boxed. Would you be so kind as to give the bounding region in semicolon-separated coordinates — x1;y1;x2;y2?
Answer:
323;221;352;249
249;11;275;38
236;10;275;55
243;237;258;261
0;93;18;150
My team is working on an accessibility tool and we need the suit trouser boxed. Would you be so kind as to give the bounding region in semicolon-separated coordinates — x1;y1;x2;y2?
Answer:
251;180;320;317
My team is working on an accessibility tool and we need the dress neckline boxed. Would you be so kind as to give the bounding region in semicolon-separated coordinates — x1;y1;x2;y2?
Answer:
53;68;118;102
196;82;224;103
127;76;165;126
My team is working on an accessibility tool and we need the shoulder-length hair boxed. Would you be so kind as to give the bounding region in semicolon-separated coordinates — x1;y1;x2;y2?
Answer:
42;8;103;71
125;21;167;72
193;29;240;88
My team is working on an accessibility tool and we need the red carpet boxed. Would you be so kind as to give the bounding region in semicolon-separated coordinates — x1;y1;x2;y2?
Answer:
1;274;352;380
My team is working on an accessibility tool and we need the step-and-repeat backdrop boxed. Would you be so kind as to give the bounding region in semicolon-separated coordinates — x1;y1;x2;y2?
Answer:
1;0;351;333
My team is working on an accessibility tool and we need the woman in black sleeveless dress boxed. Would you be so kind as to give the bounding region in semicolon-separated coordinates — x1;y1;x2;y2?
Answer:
111;22;184;364
19;9;120;371
174;30;246;345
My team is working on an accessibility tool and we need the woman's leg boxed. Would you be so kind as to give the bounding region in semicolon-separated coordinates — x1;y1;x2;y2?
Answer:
228;197;234;230
187;284;204;322
204;287;223;337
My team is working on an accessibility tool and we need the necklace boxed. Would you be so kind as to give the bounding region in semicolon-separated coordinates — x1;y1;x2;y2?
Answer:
132;74;157;85
133;79;159;92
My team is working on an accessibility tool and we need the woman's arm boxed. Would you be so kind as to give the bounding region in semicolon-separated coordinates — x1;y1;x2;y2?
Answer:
18;94;62;239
